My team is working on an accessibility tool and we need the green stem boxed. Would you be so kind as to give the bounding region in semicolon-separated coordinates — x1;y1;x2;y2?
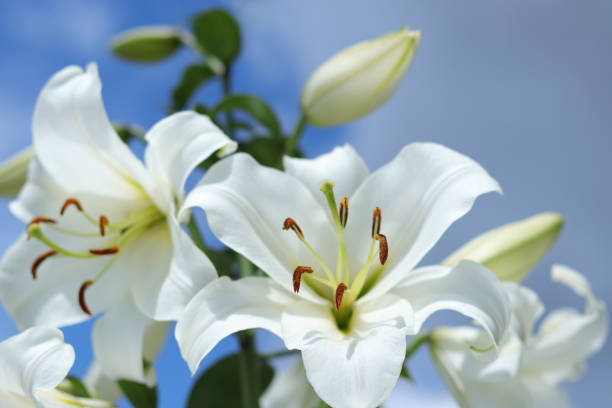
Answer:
405;331;431;360
237;332;258;408
222;70;236;138
286;114;307;156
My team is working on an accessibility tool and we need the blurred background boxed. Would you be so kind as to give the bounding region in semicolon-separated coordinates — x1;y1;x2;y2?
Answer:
1;0;610;406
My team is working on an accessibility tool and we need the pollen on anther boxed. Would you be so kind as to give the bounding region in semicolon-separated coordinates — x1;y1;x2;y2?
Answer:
89;246;119;256
283;217;304;239
60;198;83;215
27;216;57;229
99;215;109;236
292;266;313;293
78;280;94;315
335;283;348;310
375;233;388;265
31;250;57;279
339;197;349;228
372;207;382;237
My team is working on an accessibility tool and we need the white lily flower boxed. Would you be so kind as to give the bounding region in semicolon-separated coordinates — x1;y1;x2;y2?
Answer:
0;326;112;408
176;143;511;408
431;265;608;408
260;359;319;408
0;63;236;384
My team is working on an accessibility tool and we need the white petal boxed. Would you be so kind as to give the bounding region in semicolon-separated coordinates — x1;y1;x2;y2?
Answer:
503;282;544;342
182;153;337;302
32;63;147;201
0;327;74;404
521;265;607;384
36;390;115;408
0;233;131;329
0;391;33;408
282;144;369;219
83;362;122;402
260;359;319;408
92;298;168;384
131;210;217;320
392;261;510;350
280;294;412;408
144;111;236;211
345;143;500;300
176;276;294;374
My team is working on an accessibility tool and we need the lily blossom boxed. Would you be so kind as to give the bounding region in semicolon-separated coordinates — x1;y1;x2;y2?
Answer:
176;143;511;408
0;326;112;408
0;63;236;383
431;265;608;408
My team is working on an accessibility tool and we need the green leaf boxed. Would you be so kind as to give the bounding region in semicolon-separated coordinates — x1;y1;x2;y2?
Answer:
117;379;157;408
240;138;284;168
111;26;183;63
187;352;273;408
192;9;241;65
212;94;282;138
443;212;564;282
113;123;145;143
56;376;92;398
171;64;217;112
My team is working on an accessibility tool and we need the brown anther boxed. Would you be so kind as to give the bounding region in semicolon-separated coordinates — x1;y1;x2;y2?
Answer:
60;198;83;215
78;280;94;315
292;266;313;293
26;216;57;229
282;218;304;239
372;207;382;237
99;215;109;236
339;197;349;228
335;283;348;310
89;245;119;256
31;250;57;279
375;233;388;265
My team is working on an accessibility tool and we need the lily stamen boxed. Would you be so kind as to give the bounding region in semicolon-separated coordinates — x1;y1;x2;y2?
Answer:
335;283;348;310
372;207;381;237
283;217;304;240
375;233;388;265
339;197;348;228
31;250;57;279
78;280;94;315
293;266;313;293
27;216;57;231
60;198;83;215
89;246;119;256
99;215;109;236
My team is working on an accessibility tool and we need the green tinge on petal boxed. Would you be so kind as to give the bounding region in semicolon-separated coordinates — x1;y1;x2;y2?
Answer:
443;212;564;282
0;147;33;196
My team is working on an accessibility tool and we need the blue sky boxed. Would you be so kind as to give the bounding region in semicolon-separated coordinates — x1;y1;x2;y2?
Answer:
0;1;610;407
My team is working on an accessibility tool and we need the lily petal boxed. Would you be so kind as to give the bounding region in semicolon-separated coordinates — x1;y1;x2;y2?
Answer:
83;362;123;402
176;276;295;374
521;265;607;384
32;63;147;201
392;261;510;351
144;111;236;212
503;282;544;342
0;327;74;406
281;294;412;408
346;143;500;300
130;209;218;321
92;297;168;384
260;359;319;408
183;153;337;301
283;144;369;219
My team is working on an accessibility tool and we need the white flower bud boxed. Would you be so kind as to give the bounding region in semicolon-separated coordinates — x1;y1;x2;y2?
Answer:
0;147;32;196
443;212;564;282
300;27;421;127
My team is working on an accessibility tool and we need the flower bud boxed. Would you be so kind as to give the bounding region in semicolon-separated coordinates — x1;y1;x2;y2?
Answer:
0;147;33;196
111;26;183;62
300;27;421;127
443;212;563;282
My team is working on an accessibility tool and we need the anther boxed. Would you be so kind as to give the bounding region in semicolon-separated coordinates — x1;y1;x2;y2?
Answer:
99;215;109;236
31;250;57;279
339;197;348;228
27;216;57;230
335;283;348;310
375;233;388;265
60;198;83;215
78;280;94;315
89;246;119;256
292;266;313;293
283;218;304;240
372;207;381;237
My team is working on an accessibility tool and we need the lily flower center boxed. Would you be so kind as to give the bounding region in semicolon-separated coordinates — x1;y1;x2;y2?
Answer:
283;181;389;330
26;197;165;315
